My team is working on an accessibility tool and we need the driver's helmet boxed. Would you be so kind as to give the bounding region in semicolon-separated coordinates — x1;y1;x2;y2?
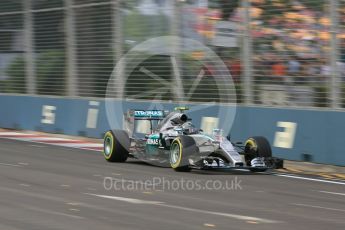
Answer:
181;121;198;134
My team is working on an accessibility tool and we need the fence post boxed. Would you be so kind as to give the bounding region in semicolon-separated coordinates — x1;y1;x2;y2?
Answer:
111;0;125;98
23;0;36;95
113;0;122;66
241;0;253;105
171;0;184;102
65;0;78;97
330;0;340;108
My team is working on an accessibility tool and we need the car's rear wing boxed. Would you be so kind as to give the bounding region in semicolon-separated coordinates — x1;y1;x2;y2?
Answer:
123;110;165;137
129;110;165;120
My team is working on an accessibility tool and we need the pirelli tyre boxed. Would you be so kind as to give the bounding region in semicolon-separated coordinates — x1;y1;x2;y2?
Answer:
244;136;272;172
170;136;196;172
103;130;130;162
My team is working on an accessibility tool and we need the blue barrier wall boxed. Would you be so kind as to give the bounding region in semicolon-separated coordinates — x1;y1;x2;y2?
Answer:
0;95;344;166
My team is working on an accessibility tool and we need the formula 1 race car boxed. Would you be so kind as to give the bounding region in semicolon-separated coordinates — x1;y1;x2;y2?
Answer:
103;107;278;172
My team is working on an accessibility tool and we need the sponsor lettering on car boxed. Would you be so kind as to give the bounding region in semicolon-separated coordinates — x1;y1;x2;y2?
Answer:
147;138;159;145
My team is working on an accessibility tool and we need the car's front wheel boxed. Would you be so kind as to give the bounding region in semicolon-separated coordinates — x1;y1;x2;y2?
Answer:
170;136;196;172
244;136;272;172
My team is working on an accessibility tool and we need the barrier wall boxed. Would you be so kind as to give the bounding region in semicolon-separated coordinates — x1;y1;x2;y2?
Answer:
0;95;344;166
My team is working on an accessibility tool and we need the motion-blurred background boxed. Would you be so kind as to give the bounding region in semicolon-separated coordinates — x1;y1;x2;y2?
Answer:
1;0;344;107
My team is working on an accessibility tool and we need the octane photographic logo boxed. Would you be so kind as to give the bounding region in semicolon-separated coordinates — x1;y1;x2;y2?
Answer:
105;36;237;161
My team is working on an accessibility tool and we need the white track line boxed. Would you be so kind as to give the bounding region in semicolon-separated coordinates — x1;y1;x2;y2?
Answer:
318;190;345;196
85;193;281;224
0;162;21;167
157;203;281;224
85;193;163;204
292;203;345;213
275;173;345;185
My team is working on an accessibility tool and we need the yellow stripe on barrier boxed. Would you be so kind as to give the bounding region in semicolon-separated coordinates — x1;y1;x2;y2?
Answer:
317;173;335;180
276;169;288;173
284;167;304;173
332;174;345;180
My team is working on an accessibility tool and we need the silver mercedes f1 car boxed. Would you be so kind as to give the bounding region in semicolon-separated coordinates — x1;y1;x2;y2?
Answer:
103;107;277;172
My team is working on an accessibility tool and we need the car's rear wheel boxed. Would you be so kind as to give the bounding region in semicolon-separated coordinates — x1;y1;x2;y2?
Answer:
170;136;196;172
244;136;272;172
103;130;129;162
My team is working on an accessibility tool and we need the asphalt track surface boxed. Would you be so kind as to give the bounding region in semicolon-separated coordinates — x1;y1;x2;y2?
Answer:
1;138;345;230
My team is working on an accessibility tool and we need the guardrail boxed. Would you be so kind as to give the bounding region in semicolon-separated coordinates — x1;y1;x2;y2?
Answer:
0;94;344;166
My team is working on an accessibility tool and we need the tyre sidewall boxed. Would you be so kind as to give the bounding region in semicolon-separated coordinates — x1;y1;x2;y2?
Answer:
244;136;272;166
170;136;196;171
103;130;129;162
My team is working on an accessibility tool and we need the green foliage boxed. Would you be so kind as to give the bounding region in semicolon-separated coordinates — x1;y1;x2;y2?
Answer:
126;55;173;100
124;10;170;48
32;0;63;9
300;0;325;12
3;56;26;94
121;0;140;10
36;50;65;96
0;0;22;13
4;50;66;95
